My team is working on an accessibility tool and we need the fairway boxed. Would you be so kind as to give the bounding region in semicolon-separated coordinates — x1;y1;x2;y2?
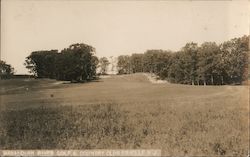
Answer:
0;74;249;156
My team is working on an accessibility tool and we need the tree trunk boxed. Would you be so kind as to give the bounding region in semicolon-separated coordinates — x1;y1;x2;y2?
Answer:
211;75;214;85
221;76;224;85
204;80;206;86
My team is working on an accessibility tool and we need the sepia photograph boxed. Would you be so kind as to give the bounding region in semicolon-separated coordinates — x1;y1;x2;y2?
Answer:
0;0;249;156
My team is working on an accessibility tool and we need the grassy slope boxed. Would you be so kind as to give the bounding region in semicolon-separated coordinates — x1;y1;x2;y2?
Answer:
0;74;249;156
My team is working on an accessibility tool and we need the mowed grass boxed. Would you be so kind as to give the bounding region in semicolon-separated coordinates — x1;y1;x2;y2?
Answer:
0;74;249;156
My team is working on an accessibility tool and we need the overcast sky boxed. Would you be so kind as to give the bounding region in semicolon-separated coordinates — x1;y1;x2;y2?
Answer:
1;0;249;74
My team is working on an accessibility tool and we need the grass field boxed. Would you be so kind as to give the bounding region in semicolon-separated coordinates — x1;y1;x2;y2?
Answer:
0;74;249;156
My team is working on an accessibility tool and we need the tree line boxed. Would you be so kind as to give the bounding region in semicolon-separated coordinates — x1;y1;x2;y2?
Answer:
25;43;99;82
117;35;249;85
1;43;112;81
1;36;249;85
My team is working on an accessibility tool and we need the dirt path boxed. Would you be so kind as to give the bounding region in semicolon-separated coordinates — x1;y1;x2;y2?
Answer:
142;73;169;84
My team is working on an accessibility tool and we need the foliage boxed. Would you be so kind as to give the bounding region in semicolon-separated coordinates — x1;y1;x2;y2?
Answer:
0;60;14;79
220;36;249;84
130;53;144;73
25;43;98;82
99;57;110;75
24;50;58;78
196;42;221;85
117;35;249;85
117;55;131;74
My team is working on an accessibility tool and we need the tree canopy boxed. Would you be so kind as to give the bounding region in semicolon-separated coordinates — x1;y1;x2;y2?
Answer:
25;43;98;82
0;60;14;79
98;57;110;75
24;36;248;85
117;35;249;85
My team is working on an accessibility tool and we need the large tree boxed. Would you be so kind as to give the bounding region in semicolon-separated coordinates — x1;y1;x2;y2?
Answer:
58;43;97;81
143;50;159;73
130;53;144;73
150;50;172;78
25;43;98;82
197;42;221;85
181;42;199;85
220;36;249;84
168;51;186;84
117;55;131;74
0;60;14;79
25;50;58;78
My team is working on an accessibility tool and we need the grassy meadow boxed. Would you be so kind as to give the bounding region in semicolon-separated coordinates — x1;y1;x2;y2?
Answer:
0;74;249;156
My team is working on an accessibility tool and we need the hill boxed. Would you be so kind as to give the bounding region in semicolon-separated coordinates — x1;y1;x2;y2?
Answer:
0;74;248;156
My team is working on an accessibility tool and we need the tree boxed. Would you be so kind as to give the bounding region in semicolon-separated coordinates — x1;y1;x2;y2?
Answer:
99;57;110;75
151;50;172;78
181;42;199;85
58;43;96;81
117;55;131;74
168;51;186;84
197;42;221;85
220;36;249;84
109;56;117;74
25;50;58;78
25;43;98;82
143;50;158;73
0;60;14;79
90;56;99;78
130;53;144;73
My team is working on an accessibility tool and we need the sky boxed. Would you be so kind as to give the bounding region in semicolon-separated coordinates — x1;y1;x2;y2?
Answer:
1;0;249;74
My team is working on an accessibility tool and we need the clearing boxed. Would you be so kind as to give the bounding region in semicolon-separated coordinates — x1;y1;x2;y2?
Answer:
0;73;248;156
